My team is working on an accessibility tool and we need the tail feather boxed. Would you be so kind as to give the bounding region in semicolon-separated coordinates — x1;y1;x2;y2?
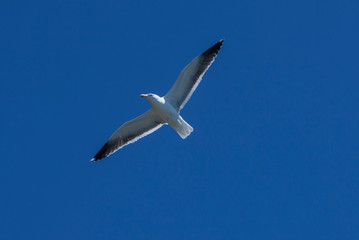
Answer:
172;116;193;139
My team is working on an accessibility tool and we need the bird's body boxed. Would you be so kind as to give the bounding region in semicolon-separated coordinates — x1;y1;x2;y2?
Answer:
144;94;178;124
142;94;193;139
91;39;224;161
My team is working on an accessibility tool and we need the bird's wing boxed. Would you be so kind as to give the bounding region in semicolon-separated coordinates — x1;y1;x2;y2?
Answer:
164;39;223;111
91;109;163;161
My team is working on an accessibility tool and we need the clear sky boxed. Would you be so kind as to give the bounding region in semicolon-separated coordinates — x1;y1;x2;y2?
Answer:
1;0;358;239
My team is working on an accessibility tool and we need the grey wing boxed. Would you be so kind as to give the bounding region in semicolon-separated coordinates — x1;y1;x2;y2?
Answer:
164;39;224;111
91;109;163;161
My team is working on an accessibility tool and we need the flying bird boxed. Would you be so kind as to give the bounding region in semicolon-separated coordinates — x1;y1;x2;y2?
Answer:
91;39;224;161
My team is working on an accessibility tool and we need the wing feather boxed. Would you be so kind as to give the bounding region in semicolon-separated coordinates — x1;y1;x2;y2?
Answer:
165;39;224;111
91;109;162;161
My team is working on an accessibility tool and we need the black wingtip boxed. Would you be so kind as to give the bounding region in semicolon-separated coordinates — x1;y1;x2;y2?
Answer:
91;142;111;162
90;155;101;162
91;155;104;162
202;39;224;57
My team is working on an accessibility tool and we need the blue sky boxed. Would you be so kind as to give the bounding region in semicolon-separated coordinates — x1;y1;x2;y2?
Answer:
1;0;358;239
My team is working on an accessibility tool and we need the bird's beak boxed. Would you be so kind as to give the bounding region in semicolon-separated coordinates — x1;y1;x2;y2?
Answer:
140;94;146;98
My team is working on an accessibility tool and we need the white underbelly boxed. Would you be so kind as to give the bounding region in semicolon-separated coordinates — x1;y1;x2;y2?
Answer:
153;102;177;122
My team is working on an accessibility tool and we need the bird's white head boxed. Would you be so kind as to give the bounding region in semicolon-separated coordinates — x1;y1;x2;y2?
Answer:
140;93;161;105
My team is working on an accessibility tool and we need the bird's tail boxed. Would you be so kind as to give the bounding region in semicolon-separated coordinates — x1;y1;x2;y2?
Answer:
172;116;193;139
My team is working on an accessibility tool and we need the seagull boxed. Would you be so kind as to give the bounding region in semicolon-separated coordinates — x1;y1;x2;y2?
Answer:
91;39;224;161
